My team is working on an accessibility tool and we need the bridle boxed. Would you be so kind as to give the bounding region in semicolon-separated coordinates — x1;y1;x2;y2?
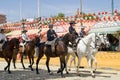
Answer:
90;34;101;49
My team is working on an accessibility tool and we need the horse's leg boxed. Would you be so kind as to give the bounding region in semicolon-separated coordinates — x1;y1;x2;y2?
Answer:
12;49;18;69
31;55;34;71
28;55;31;67
46;57;52;74
91;55;97;73
87;56;95;77
70;53;76;71
65;54;70;74
76;56;82;76
28;54;34;71
4;58;9;71
36;54;44;74
28;55;33;71
20;53;25;69
60;56;66;77
12;55;17;69
7;58;12;74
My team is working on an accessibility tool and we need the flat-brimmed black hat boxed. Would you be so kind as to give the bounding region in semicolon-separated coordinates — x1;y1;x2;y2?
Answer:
22;30;27;33
49;24;53;28
69;21;76;25
0;28;5;32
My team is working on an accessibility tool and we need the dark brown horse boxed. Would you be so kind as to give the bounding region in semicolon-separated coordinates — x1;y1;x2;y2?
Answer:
0;38;20;73
35;33;76;77
18;37;37;71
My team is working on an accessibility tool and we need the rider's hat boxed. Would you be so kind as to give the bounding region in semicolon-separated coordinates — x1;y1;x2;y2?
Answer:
0;28;5;32
49;24;53;28
22;30;27;33
69;21;76;25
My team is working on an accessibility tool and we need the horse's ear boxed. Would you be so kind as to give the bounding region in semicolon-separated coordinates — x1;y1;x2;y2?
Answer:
97;33;102;36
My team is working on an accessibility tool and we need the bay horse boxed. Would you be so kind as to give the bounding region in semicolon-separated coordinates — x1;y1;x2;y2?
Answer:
35;33;76;77
0;38;20;73
19;37;37;71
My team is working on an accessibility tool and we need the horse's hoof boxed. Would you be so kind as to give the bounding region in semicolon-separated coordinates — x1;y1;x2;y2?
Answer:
4;67;7;71
66;71;69;74
93;70;96;73
23;67;25;69
92;74;95;78
36;71;39;74
77;73;81;76
49;72;53;75
8;71;11;74
31;68;34;71
28;65;31;68
57;69;61;73
68;69;71;71
61;75;65;78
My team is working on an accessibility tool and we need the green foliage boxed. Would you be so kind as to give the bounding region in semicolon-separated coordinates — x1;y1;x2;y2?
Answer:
5;29;11;33
51;12;65;19
58;13;65;18
83;14;94;20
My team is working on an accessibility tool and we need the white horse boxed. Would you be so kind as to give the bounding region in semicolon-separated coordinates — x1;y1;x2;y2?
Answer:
76;33;106;77
65;33;110;75
65;46;77;73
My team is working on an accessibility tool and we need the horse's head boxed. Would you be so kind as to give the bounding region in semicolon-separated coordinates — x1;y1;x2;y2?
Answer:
9;38;20;50
92;33;110;48
99;33;110;48
33;35;40;47
62;33;76;47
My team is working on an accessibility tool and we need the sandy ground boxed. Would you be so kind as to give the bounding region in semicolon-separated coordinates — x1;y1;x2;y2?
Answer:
0;62;120;80
0;51;120;80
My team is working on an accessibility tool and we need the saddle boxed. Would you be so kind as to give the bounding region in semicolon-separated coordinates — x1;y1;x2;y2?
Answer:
46;38;59;55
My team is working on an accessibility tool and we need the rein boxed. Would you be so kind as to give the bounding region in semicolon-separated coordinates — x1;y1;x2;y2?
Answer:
91;34;101;49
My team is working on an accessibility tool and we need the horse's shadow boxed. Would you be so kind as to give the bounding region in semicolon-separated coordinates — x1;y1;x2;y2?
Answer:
0;67;118;80
63;69;118;78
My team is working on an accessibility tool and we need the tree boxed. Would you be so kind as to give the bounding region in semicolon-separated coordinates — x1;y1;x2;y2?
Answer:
58;13;65;18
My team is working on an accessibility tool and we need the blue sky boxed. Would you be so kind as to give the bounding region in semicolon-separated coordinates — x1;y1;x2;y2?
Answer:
0;0;120;22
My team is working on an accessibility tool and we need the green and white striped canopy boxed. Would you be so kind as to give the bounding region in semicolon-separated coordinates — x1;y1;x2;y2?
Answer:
89;21;120;34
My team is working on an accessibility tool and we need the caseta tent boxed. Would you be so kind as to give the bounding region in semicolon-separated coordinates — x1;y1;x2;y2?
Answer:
89;20;120;51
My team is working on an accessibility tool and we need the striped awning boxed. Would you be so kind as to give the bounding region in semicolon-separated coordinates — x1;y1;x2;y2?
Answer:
89;21;120;34
89;26;120;34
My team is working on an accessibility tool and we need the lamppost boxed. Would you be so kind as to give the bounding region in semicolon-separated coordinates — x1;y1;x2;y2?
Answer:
38;0;40;17
111;0;114;15
21;18;26;31
80;0;85;28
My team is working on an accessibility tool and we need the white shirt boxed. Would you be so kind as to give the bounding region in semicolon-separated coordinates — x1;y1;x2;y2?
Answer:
21;33;30;41
0;33;7;41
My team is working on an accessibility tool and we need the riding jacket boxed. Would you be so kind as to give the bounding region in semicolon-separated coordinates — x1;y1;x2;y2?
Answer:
69;26;78;36
80;31;86;38
47;29;57;41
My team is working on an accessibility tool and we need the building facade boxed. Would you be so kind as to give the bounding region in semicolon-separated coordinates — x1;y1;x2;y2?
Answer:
0;14;6;24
